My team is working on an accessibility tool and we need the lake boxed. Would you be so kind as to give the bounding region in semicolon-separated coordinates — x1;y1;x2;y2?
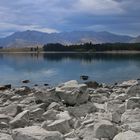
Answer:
0;52;140;87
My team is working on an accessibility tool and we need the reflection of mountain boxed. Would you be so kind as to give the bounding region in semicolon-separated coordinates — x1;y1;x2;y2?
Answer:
0;30;134;47
1;53;140;85
1;53;140;71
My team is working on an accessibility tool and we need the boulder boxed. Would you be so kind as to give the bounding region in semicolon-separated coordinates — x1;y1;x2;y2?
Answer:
42;119;71;134
113;130;140;140
0;103;22;117
34;88;59;103
85;81;99;88
12;126;63;140
30;108;44;120
126;97;140;109
47;102;61;110
56;81;89;106
121;108;140;124
43;109;59;120
10;110;30;128
14;86;31;95
126;84;140;97
118;80;138;88
0;133;13;140
0;114;11;124
94;120;118;139
67;102;97;118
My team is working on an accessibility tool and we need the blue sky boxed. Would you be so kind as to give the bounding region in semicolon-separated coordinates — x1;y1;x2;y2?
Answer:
0;0;140;37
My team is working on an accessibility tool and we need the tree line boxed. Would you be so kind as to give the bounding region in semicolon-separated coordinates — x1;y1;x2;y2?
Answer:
43;43;140;52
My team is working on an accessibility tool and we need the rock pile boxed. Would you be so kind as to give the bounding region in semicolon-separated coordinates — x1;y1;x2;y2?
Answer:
0;79;140;140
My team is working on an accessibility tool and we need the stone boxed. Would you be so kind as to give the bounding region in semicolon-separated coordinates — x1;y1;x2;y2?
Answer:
0;114;11;124
10;110;30;128
14;86;31;95
48;102;61;110
118;80;138;88
126;97;140;109
34;89;59;103
121;108;140;124
12;126;63;140
0;103;22;117
126;84;140;97
43;109;59;120
56;81;89;106
114;93;128;101
85;81;99;88
113;130;140;140
94;120;118;139
56;88;89;106
0;133;13;140
30;108;44;120
56;111;71;121
67;102;97;118
42;119;71;134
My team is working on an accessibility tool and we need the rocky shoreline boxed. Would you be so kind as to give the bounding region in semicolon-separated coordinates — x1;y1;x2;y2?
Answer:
0;79;140;140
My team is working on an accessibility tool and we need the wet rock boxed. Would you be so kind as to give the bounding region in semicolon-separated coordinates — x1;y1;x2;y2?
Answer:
12;126;64;140
10;110;30;128
14;86;31;95
80;75;89;80
22;80;30;83
0;84;11;90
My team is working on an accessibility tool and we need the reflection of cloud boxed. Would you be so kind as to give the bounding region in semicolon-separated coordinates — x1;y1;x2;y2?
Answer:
40;69;58;77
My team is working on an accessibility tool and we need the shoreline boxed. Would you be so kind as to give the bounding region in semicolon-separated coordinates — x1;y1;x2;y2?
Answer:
0;79;140;139
1;50;140;54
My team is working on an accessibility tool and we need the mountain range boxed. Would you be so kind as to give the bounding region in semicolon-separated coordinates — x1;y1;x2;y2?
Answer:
0;30;139;48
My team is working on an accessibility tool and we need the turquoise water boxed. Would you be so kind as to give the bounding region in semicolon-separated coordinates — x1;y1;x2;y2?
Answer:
0;53;140;86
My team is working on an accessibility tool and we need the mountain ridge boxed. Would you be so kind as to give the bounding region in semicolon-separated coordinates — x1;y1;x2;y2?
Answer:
0;30;138;48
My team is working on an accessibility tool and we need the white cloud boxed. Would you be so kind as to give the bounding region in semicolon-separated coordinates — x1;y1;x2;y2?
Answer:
74;0;124;15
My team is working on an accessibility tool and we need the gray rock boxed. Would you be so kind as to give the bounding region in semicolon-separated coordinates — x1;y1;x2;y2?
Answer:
67;102;97;118
0;103;22;117
126;84;140;97
113;130;140;140
94;120;118;139
12;126;64;140
42;119;71;134
56;81;89;106
43;109;59;120
121;108;140;124
0;133;13;140
10;110;30;128
126;97;140;109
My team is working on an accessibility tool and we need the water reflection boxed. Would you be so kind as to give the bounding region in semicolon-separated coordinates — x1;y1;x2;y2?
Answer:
0;52;140;86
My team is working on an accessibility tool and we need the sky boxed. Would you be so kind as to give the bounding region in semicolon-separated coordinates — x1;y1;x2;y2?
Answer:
0;0;140;37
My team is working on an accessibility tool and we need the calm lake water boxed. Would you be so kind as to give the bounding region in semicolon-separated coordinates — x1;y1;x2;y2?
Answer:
0;52;140;86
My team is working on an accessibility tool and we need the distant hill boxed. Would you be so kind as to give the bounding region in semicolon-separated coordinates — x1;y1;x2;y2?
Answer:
131;36;140;43
0;30;136;48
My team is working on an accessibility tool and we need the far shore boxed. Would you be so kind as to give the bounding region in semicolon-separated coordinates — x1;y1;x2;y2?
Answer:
1;50;140;54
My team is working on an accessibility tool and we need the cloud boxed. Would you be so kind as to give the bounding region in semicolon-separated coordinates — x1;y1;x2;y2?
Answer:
0;0;140;37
